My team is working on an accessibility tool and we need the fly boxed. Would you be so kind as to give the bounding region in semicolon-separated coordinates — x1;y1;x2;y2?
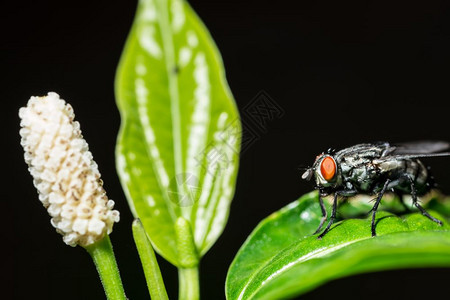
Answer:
301;141;450;239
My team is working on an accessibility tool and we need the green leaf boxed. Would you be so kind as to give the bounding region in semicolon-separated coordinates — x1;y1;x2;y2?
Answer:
115;0;240;266
226;191;450;300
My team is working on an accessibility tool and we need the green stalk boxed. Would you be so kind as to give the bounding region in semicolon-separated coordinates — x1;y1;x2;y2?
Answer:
178;266;200;300
175;217;200;300
84;236;126;300
132;219;169;300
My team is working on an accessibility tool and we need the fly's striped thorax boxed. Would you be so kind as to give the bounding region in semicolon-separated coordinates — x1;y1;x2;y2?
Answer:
338;155;380;192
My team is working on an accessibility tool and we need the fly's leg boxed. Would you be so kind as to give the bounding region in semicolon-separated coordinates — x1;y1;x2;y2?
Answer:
406;175;443;226
313;194;328;234
371;179;391;237
318;193;338;239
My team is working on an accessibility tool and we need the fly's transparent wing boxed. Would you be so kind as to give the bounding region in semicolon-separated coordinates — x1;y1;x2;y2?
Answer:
391;141;450;155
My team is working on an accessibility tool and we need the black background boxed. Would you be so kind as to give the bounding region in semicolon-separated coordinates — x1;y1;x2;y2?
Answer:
3;0;450;299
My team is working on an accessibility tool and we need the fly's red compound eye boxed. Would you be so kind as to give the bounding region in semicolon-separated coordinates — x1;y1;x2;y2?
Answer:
320;156;336;181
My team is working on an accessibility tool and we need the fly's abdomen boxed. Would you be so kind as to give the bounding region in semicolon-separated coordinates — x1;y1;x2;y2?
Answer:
376;158;430;194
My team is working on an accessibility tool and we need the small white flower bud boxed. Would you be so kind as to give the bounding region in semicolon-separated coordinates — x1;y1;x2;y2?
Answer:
19;92;120;247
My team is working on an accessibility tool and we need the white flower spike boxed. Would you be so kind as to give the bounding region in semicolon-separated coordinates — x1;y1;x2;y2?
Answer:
19;92;120;247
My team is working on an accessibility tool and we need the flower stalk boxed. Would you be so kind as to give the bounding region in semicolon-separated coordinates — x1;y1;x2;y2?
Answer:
85;236;126;300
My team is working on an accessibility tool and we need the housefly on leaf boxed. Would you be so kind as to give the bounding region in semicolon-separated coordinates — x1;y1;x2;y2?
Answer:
302;141;450;239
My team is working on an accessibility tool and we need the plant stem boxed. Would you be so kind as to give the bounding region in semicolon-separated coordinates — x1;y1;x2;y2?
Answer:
132;219;169;300
84;236;126;300
178;266;200;300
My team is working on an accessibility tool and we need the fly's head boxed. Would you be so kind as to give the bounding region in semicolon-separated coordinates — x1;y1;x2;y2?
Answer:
302;153;342;195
